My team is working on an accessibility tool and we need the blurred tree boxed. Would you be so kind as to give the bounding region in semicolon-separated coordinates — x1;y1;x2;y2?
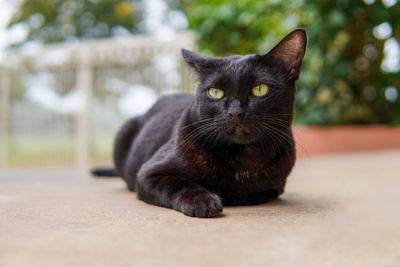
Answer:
296;1;400;125
8;0;140;44
182;0;400;125
180;0;301;55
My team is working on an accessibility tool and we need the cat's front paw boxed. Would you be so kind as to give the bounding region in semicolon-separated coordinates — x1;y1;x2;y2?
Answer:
176;191;223;218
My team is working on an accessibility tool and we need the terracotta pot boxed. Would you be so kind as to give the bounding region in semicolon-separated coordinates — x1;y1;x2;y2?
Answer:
293;125;400;156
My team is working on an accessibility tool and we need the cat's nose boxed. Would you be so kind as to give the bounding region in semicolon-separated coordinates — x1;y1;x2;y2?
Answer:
228;106;244;120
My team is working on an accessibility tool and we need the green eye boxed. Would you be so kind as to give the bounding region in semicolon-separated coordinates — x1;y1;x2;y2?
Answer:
252;84;269;97
208;88;224;99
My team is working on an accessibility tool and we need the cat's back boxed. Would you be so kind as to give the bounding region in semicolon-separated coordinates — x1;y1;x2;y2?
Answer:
129;93;194;165
145;93;194;120
114;93;194;187
140;93;195;140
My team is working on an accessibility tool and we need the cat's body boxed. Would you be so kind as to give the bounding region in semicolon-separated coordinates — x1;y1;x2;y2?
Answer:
94;29;306;217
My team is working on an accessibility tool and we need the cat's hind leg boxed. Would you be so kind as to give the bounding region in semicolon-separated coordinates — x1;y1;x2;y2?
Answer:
113;117;143;188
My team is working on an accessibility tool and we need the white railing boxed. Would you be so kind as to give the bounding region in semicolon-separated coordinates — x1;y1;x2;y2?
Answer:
0;32;196;168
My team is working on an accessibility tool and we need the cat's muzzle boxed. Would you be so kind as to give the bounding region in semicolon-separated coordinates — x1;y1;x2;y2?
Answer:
224;123;252;144
227;123;250;136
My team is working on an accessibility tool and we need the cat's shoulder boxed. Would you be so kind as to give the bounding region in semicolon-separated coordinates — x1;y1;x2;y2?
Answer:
158;92;194;101
145;93;194;120
154;93;194;107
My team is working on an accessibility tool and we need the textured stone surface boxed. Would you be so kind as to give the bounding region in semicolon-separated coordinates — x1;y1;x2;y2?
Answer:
1;150;400;267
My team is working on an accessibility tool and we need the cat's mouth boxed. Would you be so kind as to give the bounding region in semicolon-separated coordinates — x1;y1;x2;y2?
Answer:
224;123;252;144
227;124;250;136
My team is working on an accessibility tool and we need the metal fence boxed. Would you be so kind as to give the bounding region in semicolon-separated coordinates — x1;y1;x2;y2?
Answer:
0;33;196;168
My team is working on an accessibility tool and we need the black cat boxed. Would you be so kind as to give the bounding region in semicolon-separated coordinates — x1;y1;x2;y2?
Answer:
92;29;307;217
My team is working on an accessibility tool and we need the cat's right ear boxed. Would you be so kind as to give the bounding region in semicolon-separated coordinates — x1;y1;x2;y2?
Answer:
181;49;219;74
264;29;307;80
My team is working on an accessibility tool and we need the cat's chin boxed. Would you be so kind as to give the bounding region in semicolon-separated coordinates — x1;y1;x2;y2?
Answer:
222;132;255;145
227;136;254;145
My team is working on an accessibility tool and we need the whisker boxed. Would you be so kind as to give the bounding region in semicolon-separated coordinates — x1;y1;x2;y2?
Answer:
180;120;222;154
181;118;214;129
258;123;292;158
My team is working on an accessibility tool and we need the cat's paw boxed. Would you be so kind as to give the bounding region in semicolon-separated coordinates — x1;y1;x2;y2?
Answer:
177;191;223;218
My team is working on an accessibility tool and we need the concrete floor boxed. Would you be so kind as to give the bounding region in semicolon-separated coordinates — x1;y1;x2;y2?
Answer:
1;150;400;267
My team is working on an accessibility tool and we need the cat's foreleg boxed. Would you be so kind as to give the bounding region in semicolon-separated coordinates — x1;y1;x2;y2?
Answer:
136;174;223;218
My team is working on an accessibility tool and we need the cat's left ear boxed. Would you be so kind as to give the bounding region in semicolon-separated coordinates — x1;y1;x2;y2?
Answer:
181;49;221;74
264;29;307;80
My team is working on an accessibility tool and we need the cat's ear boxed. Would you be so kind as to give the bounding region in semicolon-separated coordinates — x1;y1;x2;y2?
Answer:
264;29;307;80
181;49;220;74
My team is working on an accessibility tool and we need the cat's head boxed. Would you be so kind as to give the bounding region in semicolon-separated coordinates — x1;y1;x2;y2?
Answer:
182;29;306;145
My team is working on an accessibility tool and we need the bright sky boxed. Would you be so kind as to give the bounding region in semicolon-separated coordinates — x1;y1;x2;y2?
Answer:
0;0;24;61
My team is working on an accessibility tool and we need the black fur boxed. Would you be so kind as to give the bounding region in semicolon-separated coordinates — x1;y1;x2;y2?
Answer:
93;29;307;218
91;168;118;177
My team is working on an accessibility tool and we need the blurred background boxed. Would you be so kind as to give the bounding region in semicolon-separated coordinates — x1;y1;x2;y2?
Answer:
0;0;399;168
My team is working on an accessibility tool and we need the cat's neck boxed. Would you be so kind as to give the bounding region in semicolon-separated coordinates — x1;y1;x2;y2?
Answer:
209;141;284;168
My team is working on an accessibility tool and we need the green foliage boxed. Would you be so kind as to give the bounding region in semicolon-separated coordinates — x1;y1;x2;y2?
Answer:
8;0;140;44
181;0;302;55
182;0;400;125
